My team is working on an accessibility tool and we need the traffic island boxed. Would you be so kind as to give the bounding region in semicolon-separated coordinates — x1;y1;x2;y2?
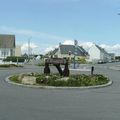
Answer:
6;73;113;89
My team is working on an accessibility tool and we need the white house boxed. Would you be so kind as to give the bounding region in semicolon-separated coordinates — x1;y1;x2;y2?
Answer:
15;45;21;57
47;43;89;61
0;34;16;59
88;44;110;63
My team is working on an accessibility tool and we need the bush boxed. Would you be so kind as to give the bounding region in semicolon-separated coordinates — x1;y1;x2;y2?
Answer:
36;74;109;87
38;59;45;66
9;75;20;83
10;73;109;87
4;56;26;62
77;58;86;64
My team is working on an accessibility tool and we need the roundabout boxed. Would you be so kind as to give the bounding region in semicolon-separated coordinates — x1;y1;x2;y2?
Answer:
6;73;112;89
0;60;120;120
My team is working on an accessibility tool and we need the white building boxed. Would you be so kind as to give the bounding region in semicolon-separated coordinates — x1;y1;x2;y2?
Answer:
15;45;21;57
0;34;16;59
48;44;89;60
88;44;110;63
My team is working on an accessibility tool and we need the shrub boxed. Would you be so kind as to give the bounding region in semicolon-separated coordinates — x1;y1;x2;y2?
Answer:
36;74;109;87
77;58;87;64
9;75;20;83
38;59;45;66
4;56;26;62
36;75;46;84
10;73;109;87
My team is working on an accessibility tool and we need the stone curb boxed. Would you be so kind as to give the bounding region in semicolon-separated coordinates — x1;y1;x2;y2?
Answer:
69;68;91;72
5;75;113;89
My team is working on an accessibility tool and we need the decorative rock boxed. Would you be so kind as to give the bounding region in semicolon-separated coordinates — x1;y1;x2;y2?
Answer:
18;74;25;81
22;76;36;85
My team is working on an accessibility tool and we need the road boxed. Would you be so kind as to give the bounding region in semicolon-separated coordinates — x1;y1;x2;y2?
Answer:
0;61;120;120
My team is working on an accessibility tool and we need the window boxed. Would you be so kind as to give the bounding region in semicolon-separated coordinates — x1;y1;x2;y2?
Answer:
1;49;9;57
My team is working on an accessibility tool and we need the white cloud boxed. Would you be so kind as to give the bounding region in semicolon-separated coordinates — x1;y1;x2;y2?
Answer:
44;40;74;53
81;42;120;56
0;26;67;40
21;42;39;54
80;42;94;51
100;44;120;55
43;39;120;56
1;26;120;55
62;40;74;45
44;47;55;53
81;42;120;55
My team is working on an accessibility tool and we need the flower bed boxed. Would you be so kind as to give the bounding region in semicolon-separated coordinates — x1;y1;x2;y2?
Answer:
9;73;109;87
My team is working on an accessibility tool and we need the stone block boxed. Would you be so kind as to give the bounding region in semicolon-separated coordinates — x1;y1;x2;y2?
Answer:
22;76;36;85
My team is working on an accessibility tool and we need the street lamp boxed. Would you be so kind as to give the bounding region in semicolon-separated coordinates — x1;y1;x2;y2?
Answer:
68;50;71;60
74;40;78;69
4;44;6;64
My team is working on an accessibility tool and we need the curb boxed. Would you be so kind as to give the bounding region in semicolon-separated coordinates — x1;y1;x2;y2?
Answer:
5;75;113;89
69;68;91;72
109;66;120;71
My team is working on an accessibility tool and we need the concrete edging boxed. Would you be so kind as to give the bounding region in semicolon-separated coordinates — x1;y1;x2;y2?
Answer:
5;75;113;89
109;66;120;71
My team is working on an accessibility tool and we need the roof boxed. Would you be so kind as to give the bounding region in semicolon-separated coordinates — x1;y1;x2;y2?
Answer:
95;44;108;54
0;34;15;48
51;48;59;56
78;46;89;56
51;44;88;56
60;45;88;56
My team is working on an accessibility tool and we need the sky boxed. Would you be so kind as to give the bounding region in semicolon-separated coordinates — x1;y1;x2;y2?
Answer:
0;0;120;55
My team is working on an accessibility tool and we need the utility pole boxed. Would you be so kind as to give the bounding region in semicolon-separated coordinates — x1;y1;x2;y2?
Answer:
28;37;32;59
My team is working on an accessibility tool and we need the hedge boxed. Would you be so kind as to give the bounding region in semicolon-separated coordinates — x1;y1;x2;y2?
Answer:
3;56;27;62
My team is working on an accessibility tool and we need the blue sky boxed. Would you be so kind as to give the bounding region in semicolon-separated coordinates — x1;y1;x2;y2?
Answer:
0;0;120;54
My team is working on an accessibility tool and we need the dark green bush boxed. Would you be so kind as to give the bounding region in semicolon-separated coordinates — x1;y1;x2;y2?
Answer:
4;56;26;62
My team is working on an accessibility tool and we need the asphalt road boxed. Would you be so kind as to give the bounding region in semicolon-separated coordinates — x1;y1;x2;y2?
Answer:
0;61;120;120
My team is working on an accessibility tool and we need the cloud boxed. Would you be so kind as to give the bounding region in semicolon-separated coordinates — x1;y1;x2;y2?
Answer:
100;44;120;55
81;42;120;56
62;40;74;45
21;42;38;54
0;26;67;40
44;40;74;53
44;39;120;56
80;42;94;50
81;42;120;55
44;47;55;53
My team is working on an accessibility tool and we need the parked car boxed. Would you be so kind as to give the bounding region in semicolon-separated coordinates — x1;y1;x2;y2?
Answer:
98;60;106;64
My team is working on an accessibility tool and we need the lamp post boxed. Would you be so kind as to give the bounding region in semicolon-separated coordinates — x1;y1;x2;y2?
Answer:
68;50;71;61
74;40;78;69
4;44;6;64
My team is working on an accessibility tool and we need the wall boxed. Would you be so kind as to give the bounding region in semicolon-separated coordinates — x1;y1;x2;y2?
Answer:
88;45;100;61
15;46;21;57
